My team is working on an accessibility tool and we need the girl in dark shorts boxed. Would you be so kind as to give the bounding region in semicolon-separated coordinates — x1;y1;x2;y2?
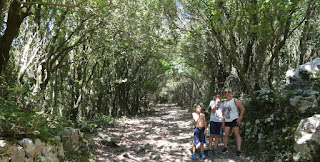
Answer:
222;88;245;158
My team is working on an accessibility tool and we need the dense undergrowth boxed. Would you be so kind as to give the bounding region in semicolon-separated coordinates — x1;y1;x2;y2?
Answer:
0;83;64;144
0;76;122;161
241;95;299;161
242;76;320;161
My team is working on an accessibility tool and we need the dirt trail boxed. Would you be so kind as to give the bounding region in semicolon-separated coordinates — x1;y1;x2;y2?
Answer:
90;104;253;162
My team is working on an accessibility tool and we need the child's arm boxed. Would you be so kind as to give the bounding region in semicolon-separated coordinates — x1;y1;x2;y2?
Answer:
192;113;195;121
211;99;221;113
211;102;218;113
203;113;207;134
235;99;245;126
209;101;215;113
222;109;225;130
192;113;199;124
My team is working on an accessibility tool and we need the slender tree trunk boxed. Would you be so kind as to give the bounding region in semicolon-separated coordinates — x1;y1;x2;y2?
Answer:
299;0;314;65
209;2;257;102
244;0;257;74
0;0;29;73
268;3;297;89
210;25;257;103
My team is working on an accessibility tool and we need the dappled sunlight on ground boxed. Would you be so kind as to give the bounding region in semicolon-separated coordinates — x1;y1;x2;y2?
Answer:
90;104;252;162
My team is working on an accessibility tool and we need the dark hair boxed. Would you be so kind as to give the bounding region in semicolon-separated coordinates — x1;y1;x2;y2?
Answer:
214;91;221;96
194;104;201;108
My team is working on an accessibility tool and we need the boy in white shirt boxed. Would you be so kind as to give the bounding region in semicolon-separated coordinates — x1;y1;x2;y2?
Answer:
208;92;223;157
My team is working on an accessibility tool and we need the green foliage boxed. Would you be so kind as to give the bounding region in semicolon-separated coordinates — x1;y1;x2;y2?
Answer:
1;0;319;160
309;142;320;162
312;73;320;91
242;85;318;161
142;80;159;93
292;141;320;162
92;115;119;125
64;131;95;162
0;83;64;144
64;151;95;162
78;115;125;133
159;60;172;74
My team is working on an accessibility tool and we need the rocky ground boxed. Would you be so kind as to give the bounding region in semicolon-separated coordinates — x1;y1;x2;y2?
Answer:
89;104;255;162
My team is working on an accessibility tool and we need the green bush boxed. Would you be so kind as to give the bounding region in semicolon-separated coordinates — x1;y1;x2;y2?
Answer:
0;84;63;144
309;142;320;162
241;91;301;161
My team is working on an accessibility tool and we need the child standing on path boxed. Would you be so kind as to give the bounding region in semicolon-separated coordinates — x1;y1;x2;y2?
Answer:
208;92;224;157
192;104;207;160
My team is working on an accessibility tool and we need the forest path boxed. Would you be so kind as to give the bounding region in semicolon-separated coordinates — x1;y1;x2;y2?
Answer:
89;104;253;162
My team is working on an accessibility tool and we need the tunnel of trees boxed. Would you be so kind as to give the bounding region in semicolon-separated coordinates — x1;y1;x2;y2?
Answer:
0;0;319;161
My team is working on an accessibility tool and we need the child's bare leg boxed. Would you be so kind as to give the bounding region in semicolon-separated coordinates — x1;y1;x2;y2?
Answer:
192;144;196;154
214;136;219;149
208;136;213;150
200;143;204;153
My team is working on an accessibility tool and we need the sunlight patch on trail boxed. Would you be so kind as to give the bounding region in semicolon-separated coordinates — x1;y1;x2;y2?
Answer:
92;104;250;161
103;104;194;161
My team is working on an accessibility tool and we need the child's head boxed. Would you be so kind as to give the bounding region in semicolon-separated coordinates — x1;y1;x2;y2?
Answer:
214;91;221;99
194;104;202;113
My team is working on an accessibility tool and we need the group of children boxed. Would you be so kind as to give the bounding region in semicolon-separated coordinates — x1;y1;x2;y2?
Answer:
191;88;246;160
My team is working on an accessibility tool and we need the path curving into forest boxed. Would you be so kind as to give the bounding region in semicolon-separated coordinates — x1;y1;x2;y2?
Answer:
90;104;253;162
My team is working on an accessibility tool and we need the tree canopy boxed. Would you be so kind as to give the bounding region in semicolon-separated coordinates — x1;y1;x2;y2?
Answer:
0;0;319;160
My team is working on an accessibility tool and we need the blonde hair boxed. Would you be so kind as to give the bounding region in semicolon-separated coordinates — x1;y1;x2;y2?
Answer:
224;88;232;93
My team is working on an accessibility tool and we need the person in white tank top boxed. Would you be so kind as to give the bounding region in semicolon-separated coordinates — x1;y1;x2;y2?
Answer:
221;88;246;158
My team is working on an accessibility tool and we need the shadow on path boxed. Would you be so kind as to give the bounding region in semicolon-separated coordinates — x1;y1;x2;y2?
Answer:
90;104;253;162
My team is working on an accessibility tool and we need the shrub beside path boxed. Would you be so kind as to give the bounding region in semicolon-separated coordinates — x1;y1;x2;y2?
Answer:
89;104;253;162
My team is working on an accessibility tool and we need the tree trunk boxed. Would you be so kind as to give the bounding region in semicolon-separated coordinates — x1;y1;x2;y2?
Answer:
299;0;314;65
268;3;298;89
0;0;29;73
210;25;257;103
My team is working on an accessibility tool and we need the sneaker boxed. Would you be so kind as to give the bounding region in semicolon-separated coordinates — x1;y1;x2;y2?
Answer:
236;151;242;158
200;153;206;159
192;153;197;160
221;148;228;154
213;149;218;155
208;150;213;157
